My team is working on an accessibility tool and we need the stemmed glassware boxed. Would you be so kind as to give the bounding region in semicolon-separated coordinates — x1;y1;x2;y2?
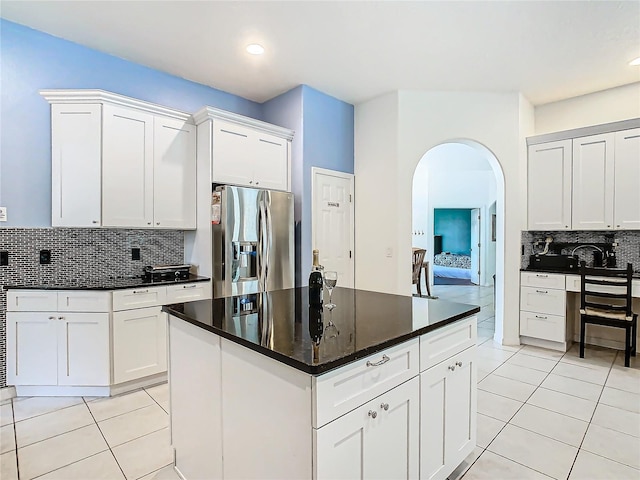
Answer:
323;271;338;310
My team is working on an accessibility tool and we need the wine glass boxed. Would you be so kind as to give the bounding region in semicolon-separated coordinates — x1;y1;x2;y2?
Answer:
324;271;338;310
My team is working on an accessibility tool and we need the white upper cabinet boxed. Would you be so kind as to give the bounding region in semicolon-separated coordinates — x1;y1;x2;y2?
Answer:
195;107;293;193
527;140;572;230
102;104;155;227
51;104;102;227
42;90;196;229
527;121;640;232
153;117;197;229
572;133;615;230
614;128;640;230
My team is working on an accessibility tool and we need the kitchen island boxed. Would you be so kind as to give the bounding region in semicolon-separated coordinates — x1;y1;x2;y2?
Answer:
165;287;480;480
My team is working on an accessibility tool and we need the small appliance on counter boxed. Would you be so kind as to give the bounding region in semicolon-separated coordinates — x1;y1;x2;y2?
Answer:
143;264;192;282
528;254;579;272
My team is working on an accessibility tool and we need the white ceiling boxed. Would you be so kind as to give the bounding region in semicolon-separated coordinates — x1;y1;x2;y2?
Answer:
2;1;639;106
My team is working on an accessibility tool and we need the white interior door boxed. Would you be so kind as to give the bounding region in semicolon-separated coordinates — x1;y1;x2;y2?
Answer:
470;209;480;285
312;168;355;288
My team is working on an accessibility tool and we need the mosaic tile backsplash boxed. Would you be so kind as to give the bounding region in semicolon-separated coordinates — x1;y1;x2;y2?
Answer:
0;228;184;388
521;230;640;273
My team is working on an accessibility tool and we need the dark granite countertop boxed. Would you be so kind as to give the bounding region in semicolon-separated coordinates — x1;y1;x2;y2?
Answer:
164;287;479;375
521;267;640;279
6;275;210;291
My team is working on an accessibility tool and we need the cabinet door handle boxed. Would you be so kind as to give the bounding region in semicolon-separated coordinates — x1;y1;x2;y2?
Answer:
133;289;149;294
380;403;389;411
182;284;197;289
249;180;253;184
535;315;548;320
58;316;64;320
455;361;463;367
147;222;151;225
368;410;377;419
92;220;98;224
448;365;456;371
255;181;259;185
535;274;548;278
48;316;56;320
156;222;160;226
366;354;390;367
535;290;548;294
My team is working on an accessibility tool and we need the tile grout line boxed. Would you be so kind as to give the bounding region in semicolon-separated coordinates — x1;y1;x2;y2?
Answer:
83;396;129;480
11;398;20;480
565;349;618;479
143;386;169;415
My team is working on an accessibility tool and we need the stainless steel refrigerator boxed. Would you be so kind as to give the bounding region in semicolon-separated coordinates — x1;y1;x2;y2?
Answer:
212;185;294;298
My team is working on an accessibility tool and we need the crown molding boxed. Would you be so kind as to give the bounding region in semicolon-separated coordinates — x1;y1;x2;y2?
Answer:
39;89;193;122
527;118;640;146
193;106;294;141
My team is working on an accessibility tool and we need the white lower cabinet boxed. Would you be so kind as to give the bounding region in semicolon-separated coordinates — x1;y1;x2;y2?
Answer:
112;307;167;384
7;311;109;387
420;346;477;480
7;283;209;396
315;377;420;480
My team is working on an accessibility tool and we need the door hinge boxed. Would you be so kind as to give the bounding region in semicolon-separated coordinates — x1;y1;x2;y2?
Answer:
478;243;481;247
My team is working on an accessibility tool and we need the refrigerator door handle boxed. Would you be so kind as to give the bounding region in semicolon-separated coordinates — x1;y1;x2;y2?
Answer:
265;192;272;289
258;195;269;291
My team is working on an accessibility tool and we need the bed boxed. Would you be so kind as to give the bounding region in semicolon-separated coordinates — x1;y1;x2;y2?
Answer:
433;252;472;279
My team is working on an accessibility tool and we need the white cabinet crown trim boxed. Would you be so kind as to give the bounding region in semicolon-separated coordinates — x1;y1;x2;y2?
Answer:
193;106;294;140
527;118;640;146
40;89;193;122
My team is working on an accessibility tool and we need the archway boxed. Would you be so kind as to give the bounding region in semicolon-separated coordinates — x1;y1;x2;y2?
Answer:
412;139;506;344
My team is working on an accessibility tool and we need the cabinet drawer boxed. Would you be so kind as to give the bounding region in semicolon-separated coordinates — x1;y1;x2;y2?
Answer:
7;290;58;312
57;291;111;312
420;316;477;372
566;275;580;292
520;286;566;316
166;282;211;303
520;311;566;342
312;339;419;428
520;272;566;290
112;287;166;311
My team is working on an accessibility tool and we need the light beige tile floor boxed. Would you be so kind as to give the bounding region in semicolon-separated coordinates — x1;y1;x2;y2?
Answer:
431;283;640;480
1;284;638;480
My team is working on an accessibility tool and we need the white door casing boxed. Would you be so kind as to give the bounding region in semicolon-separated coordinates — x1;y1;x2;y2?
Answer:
470;208;480;285
312;168;355;288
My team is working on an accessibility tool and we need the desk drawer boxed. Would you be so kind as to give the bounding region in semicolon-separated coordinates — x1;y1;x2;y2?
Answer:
520;286;566;316
521;272;566;290
166;282;210;303
520;311;565;342
112;287;166;311
313;338;419;428
7;290;58;312
420;316;477;371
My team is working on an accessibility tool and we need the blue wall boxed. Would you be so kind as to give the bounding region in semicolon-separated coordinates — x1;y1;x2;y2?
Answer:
301;86;354;283
434;209;471;255
0;19;261;227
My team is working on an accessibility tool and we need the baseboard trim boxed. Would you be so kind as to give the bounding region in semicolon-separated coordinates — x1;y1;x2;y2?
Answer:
1;386;16;402
520;336;570;352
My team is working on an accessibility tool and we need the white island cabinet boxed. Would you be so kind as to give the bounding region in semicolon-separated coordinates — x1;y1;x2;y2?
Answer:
167;300;477;480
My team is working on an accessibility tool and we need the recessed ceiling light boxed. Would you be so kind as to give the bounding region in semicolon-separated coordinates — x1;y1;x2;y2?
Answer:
246;44;265;55
630;57;640;66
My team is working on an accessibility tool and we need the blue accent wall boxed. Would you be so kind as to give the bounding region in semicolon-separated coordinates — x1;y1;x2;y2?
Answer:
434;209;471;255
0;19;261;227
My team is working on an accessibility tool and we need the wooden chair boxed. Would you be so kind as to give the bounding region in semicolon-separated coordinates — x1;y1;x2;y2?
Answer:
412;248;427;296
579;261;638;367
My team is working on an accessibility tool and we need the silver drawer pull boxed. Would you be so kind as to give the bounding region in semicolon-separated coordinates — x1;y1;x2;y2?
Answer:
366;355;390;367
535;315;548;320
58;316;64;320
48;316;56;320
183;284;197;289
133;289;149;294
535;274;548;278
448;365;456;371
455;361;463;367
535;290;548;294
368;410;377;418
380;403;389;411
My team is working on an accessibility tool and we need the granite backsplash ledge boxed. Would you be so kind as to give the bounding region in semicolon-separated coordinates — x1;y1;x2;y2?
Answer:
521;230;640;271
0;227;185;388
